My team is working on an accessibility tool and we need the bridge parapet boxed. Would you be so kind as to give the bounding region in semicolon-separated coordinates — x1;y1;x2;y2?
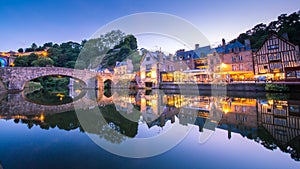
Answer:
0;67;113;91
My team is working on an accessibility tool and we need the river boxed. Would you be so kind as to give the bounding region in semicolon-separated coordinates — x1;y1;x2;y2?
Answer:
0;88;299;169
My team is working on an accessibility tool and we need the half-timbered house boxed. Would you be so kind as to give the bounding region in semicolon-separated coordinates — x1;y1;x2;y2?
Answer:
254;32;300;81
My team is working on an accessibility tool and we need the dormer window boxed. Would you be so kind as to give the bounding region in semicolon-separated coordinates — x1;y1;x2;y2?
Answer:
234;47;239;53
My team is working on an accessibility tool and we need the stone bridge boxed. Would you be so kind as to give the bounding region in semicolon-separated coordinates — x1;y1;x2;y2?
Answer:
0;67;113;91
0;90;113;116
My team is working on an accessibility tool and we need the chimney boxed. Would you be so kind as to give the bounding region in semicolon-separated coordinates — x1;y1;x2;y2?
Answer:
244;39;251;49
195;44;200;50
282;33;289;41
222;39;226;49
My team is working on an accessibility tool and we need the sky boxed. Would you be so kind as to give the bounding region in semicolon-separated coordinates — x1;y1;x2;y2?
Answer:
0;0;299;52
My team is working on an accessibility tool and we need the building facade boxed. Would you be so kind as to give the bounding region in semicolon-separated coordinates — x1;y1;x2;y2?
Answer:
139;51;173;88
254;32;300;81
214;39;254;81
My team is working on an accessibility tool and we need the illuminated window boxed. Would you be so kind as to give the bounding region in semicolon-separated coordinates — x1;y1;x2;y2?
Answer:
146;71;151;78
239;64;243;70
267;44;279;50
232;65;236;71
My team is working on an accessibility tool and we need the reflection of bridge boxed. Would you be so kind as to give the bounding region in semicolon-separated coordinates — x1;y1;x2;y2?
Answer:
0;90;113;116
0;67;113;90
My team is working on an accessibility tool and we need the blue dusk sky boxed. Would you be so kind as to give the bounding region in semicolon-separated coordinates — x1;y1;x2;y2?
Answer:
0;0;299;52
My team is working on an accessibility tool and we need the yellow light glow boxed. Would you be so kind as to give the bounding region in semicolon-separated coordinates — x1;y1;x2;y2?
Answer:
268;100;273;105
40;114;45;121
56;93;65;101
41;51;48;57
223;109;230;114
151;70;156;78
141;72;145;79
221;63;226;68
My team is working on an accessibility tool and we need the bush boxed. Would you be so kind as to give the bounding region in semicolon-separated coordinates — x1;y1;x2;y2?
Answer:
265;84;289;92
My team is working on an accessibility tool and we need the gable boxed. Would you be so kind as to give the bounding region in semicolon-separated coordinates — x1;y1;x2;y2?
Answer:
256;33;296;55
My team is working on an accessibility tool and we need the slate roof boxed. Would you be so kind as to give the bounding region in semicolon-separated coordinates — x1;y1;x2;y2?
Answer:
175;46;213;60
215;40;251;54
176;50;200;60
194;45;214;58
115;61;127;67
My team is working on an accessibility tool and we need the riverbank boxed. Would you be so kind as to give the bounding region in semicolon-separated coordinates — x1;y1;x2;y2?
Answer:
159;82;300;92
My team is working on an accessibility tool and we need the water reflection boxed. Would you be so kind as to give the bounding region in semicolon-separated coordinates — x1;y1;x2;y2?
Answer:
0;89;299;161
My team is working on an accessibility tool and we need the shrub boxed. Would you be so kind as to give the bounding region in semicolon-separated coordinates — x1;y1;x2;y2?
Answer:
265;84;289;92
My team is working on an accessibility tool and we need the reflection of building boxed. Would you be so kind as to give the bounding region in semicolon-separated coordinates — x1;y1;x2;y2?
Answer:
214;39;253;81
253;32;300;81
257;99;300;146
139;90;165;123
219;97;257;139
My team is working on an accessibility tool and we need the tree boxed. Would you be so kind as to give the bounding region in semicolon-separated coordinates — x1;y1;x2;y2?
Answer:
232;11;300;49
31;43;38;51
14;53;38;67
14;57;29;66
27;53;39;66
17;48;23;53
65;61;76;68
43;42;53;48
74;60;87;70
32;57;54;67
78;30;126;69
25;48;34;52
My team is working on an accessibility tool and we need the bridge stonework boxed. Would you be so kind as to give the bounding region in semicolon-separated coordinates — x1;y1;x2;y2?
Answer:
0;67;112;91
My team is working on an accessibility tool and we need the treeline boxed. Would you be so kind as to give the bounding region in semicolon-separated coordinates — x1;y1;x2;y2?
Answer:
231;11;300;49
14;30;142;70
14;41;83;68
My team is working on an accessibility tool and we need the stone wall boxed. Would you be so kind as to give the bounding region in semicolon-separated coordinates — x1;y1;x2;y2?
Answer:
0;67;111;91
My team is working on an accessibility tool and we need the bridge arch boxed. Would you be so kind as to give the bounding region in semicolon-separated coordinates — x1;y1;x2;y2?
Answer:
0;67;114;91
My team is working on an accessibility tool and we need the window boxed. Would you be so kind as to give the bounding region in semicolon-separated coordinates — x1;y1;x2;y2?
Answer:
274;118;287;126
232;56;236;63
146;71;151;78
146;57;150;61
232;65;237;71
264;65;268;69
267;44;279;50
146;64;152;70
239;64;243;70
242;106;246;112
276;53;281;60
239;55;243;61
234;47;239;53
